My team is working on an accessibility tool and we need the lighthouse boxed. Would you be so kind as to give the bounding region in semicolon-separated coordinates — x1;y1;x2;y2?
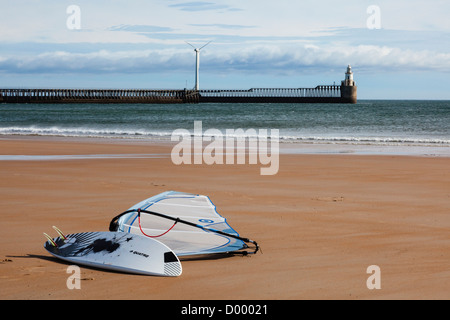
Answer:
341;65;357;103
344;65;354;86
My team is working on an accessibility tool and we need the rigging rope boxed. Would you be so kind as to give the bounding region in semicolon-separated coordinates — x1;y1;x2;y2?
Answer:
137;208;179;238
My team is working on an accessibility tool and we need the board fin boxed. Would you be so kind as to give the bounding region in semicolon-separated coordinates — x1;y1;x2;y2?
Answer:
52;226;67;240
43;232;58;247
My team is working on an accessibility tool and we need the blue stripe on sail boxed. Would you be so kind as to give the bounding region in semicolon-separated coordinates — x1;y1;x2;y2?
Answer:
205;195;240;237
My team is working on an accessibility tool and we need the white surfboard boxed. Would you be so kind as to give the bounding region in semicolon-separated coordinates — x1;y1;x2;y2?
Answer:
44;230;182;277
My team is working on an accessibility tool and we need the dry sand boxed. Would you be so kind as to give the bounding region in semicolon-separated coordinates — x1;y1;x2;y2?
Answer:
0;137;449;300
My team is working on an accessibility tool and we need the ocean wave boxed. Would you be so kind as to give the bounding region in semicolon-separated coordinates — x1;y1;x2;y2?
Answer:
1;126;449;146
277;135;450;146
0;126;174;139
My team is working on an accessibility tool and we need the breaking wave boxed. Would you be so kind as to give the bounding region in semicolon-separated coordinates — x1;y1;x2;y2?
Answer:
1;126;449;146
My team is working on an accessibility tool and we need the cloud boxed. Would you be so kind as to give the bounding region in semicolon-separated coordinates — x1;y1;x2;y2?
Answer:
316;27;450;52
201;44;450;75
109;25;175;33
2;41;450;77
189;24;256;30
168;1;240;12
0;49;190;74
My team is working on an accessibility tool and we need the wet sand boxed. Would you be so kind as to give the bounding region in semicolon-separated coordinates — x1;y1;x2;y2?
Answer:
0;137;449;300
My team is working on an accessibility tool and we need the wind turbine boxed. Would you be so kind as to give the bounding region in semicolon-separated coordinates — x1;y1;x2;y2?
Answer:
186;41;212;91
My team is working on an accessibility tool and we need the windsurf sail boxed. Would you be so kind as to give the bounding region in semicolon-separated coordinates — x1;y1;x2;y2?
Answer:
109;191;259;257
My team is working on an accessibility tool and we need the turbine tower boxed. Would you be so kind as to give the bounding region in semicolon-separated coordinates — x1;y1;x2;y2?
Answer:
186;41;211;91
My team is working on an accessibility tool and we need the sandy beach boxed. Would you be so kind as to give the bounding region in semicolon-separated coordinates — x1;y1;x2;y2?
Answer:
0;137;449;300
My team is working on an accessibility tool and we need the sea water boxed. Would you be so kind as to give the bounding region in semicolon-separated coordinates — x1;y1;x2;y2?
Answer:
1;100;449;156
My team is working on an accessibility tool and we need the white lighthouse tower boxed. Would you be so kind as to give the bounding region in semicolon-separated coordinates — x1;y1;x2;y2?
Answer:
343;65;355;86
341;65;357;103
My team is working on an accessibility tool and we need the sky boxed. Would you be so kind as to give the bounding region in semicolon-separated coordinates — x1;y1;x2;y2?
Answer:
1;0;450;99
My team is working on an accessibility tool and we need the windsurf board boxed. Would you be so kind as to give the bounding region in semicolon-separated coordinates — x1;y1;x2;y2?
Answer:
44;230;182;277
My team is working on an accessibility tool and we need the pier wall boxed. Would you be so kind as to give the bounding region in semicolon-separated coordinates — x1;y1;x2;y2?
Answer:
198;86;349;103
0;89;197;104
0;85;357;104
341;85;357;104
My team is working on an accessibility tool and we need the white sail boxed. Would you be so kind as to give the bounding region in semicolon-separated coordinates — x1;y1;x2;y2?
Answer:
110;191;258;257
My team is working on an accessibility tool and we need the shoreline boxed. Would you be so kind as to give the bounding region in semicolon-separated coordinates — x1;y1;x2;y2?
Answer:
1;135;449;158
1;136;449;299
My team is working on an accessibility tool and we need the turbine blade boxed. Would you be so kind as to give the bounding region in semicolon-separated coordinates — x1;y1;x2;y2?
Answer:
199;40;212;50
185;41;196;49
